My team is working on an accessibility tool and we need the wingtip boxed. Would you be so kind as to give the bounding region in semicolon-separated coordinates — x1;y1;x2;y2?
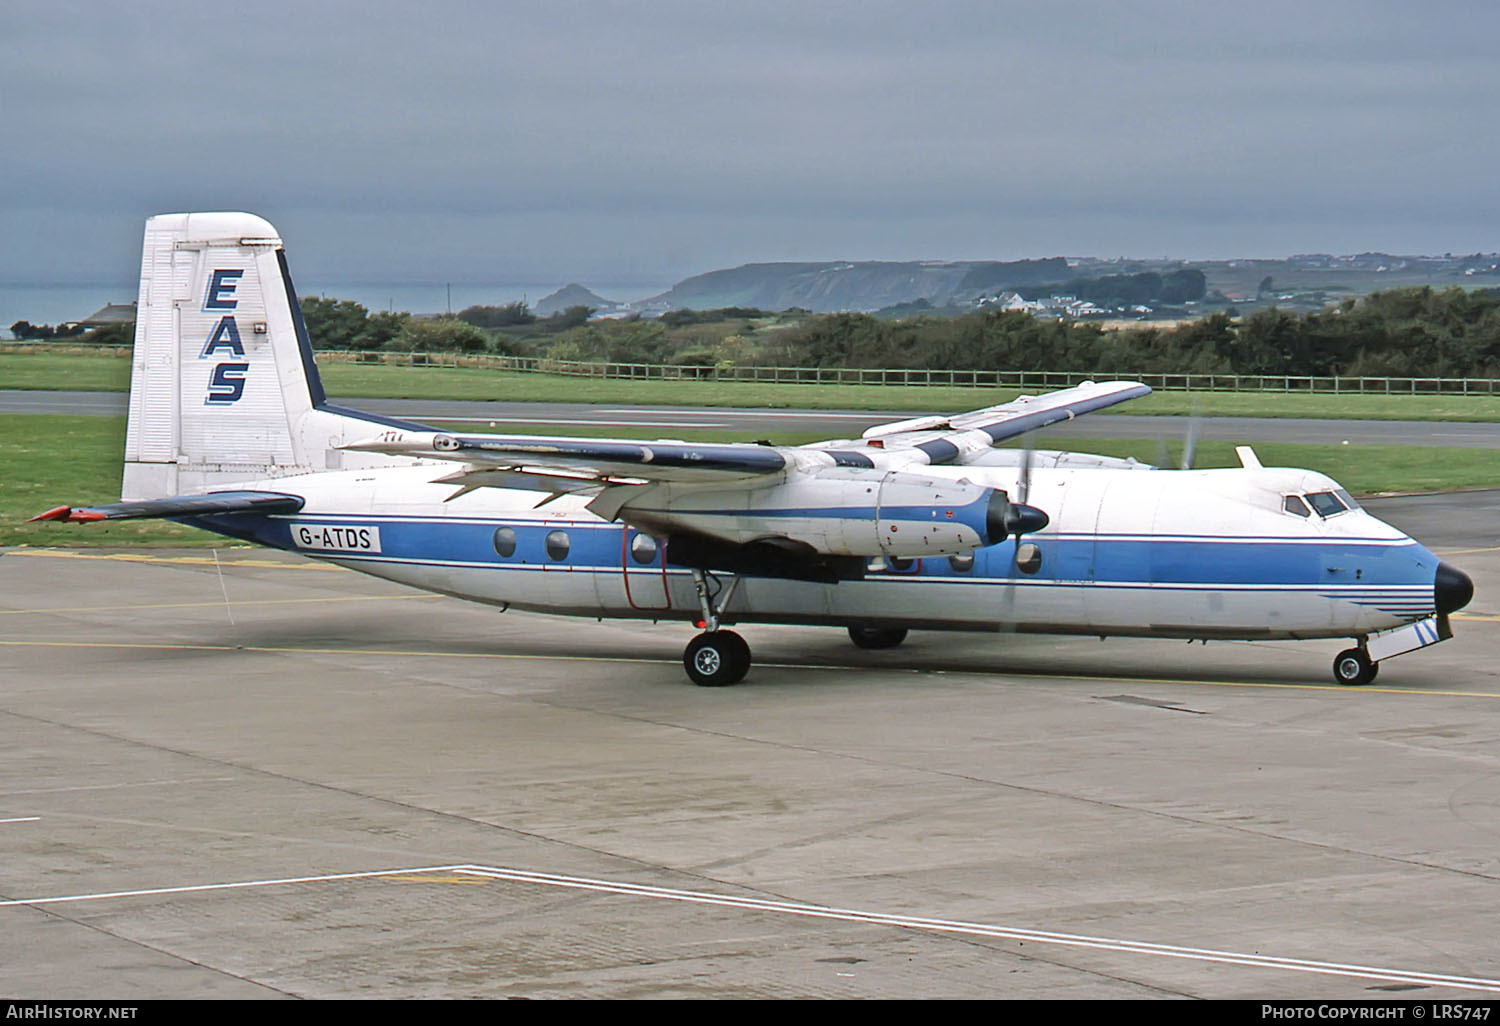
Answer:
28;506;105;523
29;505;73;522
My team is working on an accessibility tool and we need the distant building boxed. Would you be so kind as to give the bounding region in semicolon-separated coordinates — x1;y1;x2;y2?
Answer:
977;291;1047;313
75;302;136;329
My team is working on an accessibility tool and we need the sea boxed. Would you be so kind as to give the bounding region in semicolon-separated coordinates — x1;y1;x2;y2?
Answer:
0;279;673;336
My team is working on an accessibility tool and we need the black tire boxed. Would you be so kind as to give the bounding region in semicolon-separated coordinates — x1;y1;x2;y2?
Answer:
848;626;909;650
1333;648;1379;686
684;630;751;686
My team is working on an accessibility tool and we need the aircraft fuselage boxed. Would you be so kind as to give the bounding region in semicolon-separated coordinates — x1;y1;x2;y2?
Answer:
191;461;1443;643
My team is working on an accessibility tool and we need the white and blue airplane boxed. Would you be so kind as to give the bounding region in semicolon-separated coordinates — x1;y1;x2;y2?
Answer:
34;212;1474;687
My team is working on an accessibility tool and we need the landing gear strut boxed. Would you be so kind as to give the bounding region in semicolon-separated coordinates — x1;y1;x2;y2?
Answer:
684;569;749;686
1333;646;1379;686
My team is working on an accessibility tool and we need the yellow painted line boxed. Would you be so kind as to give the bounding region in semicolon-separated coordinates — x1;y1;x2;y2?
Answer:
0;594;440;616
4;550;344;571
382;874;491;886
1438;545;1500;556
3;637;1500;699
1455;611;1500;623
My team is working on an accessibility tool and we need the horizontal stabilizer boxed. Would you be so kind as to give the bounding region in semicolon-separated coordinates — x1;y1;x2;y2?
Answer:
30;490;305;523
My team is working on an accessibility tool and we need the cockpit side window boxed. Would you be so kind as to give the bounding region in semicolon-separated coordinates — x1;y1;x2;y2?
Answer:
1306;491;1348;518
1333;488;1361;512
1283;494;1312;518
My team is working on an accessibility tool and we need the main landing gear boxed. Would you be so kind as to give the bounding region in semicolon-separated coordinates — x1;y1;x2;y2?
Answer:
684;630;751;686
847;626;908;650
684;569;750;686
1333;646;1379;687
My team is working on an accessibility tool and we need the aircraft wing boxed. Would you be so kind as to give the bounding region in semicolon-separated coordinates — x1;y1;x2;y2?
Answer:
30;490;305;522
342;432;789;484
860;380;1152;448
342;380;1152;486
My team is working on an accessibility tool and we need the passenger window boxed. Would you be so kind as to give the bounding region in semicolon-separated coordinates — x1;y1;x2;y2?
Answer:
888;556;914;573
1283;495;1311;518
949;553;974;573
545;530;570;561
1306;491;1348;518
1015;543;1043;575
629;533;658;565
492;526;517;556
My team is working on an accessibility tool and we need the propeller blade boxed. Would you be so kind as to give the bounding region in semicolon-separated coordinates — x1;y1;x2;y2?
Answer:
999;438;1043;634
1180;400;1202;471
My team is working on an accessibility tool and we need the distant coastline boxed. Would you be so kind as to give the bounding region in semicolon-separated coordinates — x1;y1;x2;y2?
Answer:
6;250;1496;337
0;279;673;333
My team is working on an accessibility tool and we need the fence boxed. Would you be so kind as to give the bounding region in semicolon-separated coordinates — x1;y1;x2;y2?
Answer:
6;341;1500;395
311;351;1500;395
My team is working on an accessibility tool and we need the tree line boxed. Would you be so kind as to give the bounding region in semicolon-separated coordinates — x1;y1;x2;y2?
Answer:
16;286;1500;379
526;287;1500;379
296;298;600;353
10;320;89;340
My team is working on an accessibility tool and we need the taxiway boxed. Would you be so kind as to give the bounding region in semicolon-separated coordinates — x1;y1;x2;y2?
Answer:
0;492;1497;998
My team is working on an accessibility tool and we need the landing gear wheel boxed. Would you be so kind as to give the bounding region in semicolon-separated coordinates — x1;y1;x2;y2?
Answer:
684;630;751;687
848;626;909;650
1333;647;1379;686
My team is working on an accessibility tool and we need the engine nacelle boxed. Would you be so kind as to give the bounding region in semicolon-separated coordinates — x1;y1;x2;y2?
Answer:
618;467;1039;558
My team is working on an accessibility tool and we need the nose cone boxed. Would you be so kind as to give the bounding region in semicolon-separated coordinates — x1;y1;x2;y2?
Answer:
1436;561;1474;616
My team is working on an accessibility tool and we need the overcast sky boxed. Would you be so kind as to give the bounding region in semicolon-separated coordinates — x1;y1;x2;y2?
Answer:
5;0;1498;290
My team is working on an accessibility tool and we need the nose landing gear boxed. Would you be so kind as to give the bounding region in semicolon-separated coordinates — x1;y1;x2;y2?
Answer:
1333;647;1378;687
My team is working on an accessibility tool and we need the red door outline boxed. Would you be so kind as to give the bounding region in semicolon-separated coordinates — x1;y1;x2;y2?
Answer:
622;529;671;609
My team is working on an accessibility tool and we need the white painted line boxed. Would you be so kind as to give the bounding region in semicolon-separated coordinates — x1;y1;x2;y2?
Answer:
4;861;1497;993
0;865;472;908
451;864;1500;993
0;817;40;824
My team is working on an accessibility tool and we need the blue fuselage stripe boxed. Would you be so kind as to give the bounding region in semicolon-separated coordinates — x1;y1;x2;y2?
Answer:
188;513;1438;596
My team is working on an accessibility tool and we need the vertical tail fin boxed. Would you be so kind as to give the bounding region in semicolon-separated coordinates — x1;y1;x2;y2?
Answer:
122;212;343;499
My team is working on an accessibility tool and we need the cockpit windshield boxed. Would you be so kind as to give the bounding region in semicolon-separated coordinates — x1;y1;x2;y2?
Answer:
1306;491;1349;518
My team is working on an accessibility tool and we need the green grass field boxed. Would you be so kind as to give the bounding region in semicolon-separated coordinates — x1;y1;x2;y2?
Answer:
5;413;1499;548
5;351;1500;420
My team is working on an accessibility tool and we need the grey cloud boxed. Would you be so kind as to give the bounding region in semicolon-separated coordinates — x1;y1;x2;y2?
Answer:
4;0;1498;286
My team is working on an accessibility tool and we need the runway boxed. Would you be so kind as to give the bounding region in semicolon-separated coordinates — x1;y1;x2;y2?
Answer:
2;493;1498;998
7;388;1500;447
